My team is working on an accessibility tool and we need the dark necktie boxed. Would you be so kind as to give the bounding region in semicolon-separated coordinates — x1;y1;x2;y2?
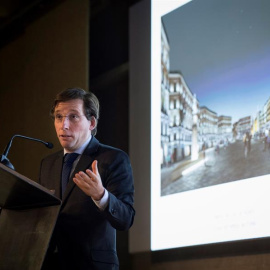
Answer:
61;153;79;197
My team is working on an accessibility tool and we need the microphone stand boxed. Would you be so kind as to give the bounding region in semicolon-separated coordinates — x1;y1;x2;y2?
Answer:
0;134;53;170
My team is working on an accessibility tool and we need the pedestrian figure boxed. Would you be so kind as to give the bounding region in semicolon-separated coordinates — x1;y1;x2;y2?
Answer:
202;142;206;159
263;130;268;152
267;135;270;151
215;144;220;155
244;132;251;158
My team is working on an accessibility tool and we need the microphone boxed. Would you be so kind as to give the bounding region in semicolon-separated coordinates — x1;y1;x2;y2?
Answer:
0;134;54;170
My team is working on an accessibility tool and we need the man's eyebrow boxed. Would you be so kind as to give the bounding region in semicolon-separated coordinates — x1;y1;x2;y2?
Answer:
54;109;80;114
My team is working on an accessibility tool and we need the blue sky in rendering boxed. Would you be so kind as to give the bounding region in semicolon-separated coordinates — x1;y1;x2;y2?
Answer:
162;0;270;123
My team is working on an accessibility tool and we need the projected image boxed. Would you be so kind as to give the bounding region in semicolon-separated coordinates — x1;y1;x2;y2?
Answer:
160;0;270;196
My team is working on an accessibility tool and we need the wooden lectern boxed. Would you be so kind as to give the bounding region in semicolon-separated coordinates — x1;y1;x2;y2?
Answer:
0;163;61;270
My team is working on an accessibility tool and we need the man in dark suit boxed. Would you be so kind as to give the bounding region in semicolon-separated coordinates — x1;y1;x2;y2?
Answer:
39;88;135;270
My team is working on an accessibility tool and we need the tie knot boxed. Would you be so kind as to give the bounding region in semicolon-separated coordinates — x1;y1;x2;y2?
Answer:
64;153;79;165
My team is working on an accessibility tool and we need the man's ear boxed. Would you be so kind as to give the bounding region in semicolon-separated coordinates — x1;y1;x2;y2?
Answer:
89;117;97;131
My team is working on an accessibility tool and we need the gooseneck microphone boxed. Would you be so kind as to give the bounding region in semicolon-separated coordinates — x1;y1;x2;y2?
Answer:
0;134;54;170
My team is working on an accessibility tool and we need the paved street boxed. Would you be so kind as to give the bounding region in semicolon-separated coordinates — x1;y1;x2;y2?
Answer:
161;139;270;196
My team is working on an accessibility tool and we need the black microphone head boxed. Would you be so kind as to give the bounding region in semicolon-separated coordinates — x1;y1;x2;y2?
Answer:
46;142;54;149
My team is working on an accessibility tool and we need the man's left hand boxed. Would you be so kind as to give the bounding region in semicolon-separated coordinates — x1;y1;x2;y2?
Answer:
73;160;105;200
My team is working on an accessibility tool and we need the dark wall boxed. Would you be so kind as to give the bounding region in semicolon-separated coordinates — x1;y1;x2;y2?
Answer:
89;1;139;269
0;0;89;181
89;1;133;151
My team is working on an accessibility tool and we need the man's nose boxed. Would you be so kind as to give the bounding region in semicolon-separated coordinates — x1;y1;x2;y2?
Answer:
61;116;70;129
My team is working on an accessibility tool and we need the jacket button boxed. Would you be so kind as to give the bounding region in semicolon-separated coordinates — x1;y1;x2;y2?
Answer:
111;208;116;215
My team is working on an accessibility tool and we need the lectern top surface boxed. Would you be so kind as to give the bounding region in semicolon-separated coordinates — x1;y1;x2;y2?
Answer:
0;163;61;209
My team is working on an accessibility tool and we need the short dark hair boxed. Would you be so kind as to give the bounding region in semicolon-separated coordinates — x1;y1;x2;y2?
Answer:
51;87;100;136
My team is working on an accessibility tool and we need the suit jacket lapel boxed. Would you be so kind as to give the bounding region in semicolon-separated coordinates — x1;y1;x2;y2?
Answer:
62;137;100;203
52;151;64;199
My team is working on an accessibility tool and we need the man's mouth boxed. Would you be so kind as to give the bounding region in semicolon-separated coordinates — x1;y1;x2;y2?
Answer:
60;135;72;138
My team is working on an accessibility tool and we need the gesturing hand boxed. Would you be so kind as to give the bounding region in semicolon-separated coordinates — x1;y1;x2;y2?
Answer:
73;160;105;201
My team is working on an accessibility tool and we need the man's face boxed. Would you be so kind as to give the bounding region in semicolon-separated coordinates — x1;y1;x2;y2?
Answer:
54;99;95;152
